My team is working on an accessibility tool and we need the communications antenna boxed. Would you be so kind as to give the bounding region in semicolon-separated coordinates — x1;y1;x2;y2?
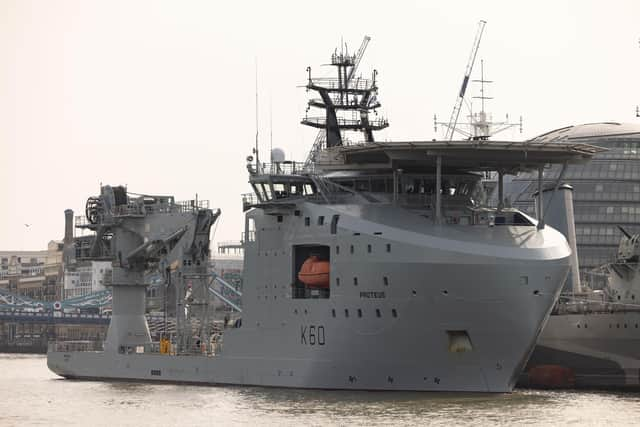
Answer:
303;36;374;171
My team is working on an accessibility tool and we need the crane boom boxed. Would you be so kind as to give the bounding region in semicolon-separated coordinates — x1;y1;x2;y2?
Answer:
347;35;371;82
444;20;486;141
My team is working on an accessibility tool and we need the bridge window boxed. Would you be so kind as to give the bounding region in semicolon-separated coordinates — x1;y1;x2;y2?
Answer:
261;183;273;201
273;183;287;199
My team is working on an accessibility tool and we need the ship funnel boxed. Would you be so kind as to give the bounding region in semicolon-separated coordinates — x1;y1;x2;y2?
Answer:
64;209;74;244
535;184;581;293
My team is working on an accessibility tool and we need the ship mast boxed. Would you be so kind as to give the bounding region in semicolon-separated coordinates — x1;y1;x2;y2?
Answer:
302;38;388;150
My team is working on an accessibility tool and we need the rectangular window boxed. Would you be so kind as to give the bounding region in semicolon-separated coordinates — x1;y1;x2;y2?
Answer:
375;309;381;318
336;245;340;254
357;309;362;318
318;216;325;226
353;277;358;286
330;214;340;234
304;217;310;226
350;245;354;254
344;309;349;318
383;276;389;286
392;309;398;318
367;244;372;253
386;243;391;253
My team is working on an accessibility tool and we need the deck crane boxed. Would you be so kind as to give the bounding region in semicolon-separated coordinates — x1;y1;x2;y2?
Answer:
303;36;371;170
443;20;486;141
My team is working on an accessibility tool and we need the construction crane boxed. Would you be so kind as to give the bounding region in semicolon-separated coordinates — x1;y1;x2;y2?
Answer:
347;36;371;81
444;20;486;141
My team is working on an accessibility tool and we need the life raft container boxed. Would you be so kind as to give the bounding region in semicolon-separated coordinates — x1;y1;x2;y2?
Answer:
298;256;330;289
528;364;576;389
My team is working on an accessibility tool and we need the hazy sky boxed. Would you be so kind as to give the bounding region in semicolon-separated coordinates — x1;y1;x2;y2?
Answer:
1;0;639;251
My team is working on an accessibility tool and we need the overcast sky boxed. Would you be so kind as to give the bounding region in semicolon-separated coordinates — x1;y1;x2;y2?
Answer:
1;0;639;251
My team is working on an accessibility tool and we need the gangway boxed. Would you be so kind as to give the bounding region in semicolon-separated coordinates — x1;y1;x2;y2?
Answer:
212;274;242;297
208;286;242;312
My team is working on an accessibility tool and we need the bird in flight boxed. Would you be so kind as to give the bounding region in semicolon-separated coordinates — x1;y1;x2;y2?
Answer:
24;224;31;228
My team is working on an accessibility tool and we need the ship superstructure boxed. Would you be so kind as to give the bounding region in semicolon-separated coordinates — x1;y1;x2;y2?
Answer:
48;39;604;392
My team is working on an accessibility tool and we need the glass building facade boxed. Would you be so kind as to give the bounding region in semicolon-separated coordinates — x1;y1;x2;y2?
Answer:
503;122;640;288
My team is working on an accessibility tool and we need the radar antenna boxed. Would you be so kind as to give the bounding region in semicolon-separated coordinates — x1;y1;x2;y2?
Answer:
303;36;382;171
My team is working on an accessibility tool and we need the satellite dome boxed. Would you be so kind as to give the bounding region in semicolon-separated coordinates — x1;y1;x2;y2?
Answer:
271;148;285;163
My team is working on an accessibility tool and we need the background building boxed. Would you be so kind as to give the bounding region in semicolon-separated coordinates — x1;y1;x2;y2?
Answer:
0;241;64;301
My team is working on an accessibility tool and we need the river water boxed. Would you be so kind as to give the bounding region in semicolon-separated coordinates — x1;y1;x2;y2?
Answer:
2;354;640;426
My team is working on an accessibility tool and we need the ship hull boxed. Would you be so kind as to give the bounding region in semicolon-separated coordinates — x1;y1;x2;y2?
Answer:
48;262;568;392
48;202;571;392
520;312;640;389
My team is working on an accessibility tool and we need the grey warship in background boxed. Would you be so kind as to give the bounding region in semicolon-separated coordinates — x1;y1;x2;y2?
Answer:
47;39;603;392
506;123;640;389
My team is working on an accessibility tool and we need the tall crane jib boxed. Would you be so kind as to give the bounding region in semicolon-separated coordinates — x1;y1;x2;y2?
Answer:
444;20;486;141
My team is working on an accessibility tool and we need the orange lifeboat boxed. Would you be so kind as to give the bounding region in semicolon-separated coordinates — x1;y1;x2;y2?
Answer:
298;256;330;289
528;365;576;389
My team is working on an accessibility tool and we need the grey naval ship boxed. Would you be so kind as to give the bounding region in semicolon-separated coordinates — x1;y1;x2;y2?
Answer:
524;226;640;389
47;40;603;392
500;123;640;389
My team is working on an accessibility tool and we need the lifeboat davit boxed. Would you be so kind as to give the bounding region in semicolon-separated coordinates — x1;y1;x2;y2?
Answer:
298;256;330;289
528;365;576;389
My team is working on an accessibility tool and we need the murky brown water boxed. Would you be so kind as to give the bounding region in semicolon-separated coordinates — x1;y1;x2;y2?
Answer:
1;354;640;426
